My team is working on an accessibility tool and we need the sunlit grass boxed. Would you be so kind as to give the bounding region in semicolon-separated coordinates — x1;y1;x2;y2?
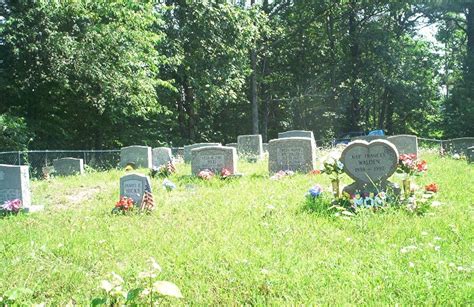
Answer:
0;151;472;304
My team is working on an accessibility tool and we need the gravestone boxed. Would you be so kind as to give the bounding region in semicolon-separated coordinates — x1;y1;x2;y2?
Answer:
340;140;400;195
119;173;152;206
191;146;238;175
152;147;172;169
467;146;474;163
237;135;264;161
120;146;152;169
184;143;221;163
226;143;238;149
278;130;314;139
387;135;418;156
450;137;474;155
53;158;84;176
263;143;268;152
268;137;316;173
0;164;31;208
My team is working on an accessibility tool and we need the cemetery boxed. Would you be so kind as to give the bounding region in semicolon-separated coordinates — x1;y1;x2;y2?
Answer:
0;135;473;305
1;1;473;305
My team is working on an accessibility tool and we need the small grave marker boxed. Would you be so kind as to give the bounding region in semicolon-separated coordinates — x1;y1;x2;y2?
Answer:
120;173;152;206
53;158;84;176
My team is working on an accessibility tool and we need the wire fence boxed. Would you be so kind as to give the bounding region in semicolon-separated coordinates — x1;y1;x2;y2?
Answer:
0;138;471;178
0;150;121;178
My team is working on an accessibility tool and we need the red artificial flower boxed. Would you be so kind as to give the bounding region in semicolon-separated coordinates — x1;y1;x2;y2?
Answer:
309;169;321;175
116;197;134;210
416;160;427;172
221;168;231;178
425;183;439;193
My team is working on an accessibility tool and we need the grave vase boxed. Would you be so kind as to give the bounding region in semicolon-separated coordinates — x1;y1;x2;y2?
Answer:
402;178;411;197
331;179;340;198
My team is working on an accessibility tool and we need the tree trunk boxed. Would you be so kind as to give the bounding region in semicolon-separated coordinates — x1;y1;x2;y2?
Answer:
251;49;259;134
250;0;259;134
466;4;474;75
184;77;196;141
348;0;362;131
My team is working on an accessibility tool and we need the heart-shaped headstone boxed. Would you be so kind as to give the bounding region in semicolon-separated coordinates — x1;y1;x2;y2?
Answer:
340;140;399;184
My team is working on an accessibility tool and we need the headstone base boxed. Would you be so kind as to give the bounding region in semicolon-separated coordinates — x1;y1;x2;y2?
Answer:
22;205;45;213
343;180;401;196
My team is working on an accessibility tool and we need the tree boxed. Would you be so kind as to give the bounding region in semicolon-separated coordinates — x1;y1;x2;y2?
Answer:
1;1;170;149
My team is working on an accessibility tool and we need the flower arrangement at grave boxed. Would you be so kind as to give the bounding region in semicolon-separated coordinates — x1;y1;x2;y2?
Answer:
0;199;22;216
304;185;354;217
308;169;321;175
113;197;135;214
197;169;214;180
322;153;345;198
425;182;439;193
270;170;295;180
350;191;389;209
220;168;232;179
150;161;176;178
396;154;427;196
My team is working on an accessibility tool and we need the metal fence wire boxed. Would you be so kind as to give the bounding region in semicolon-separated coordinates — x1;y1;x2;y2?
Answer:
0;150;120;178
0;138;470;178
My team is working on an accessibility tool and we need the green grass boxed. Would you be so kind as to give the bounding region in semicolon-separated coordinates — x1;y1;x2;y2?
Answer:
1;151;473;305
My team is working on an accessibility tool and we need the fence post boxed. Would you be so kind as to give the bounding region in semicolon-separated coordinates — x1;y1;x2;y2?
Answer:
17;151;21;166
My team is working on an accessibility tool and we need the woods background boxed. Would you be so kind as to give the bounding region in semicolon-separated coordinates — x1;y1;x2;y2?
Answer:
1;0;473;150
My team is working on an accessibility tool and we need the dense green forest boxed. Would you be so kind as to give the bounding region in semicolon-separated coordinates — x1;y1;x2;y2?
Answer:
0;0;473;150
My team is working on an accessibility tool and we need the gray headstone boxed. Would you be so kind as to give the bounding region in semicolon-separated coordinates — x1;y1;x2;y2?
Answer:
387;135;418;156
120;146;152;169
191;146;238;175
226;143;238;149
184;143;221;163
0;164;31;208
340;140;399;194
278;130;315;141
268;137;316;173
119;173;152;206
152;147;172;169
263;143;268;152
467;146;474;163
237;135;263;160
53;158;84;176
450;137;474;155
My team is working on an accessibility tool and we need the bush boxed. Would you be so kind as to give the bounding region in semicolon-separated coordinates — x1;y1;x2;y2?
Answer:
0;114;33;150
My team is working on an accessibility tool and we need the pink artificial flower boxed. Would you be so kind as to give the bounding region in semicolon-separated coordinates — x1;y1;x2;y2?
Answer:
2;199;22;213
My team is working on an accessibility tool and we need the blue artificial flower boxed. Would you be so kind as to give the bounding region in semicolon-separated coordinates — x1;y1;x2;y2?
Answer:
337;160;344;170
162;179;176;191
308;185;323;198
